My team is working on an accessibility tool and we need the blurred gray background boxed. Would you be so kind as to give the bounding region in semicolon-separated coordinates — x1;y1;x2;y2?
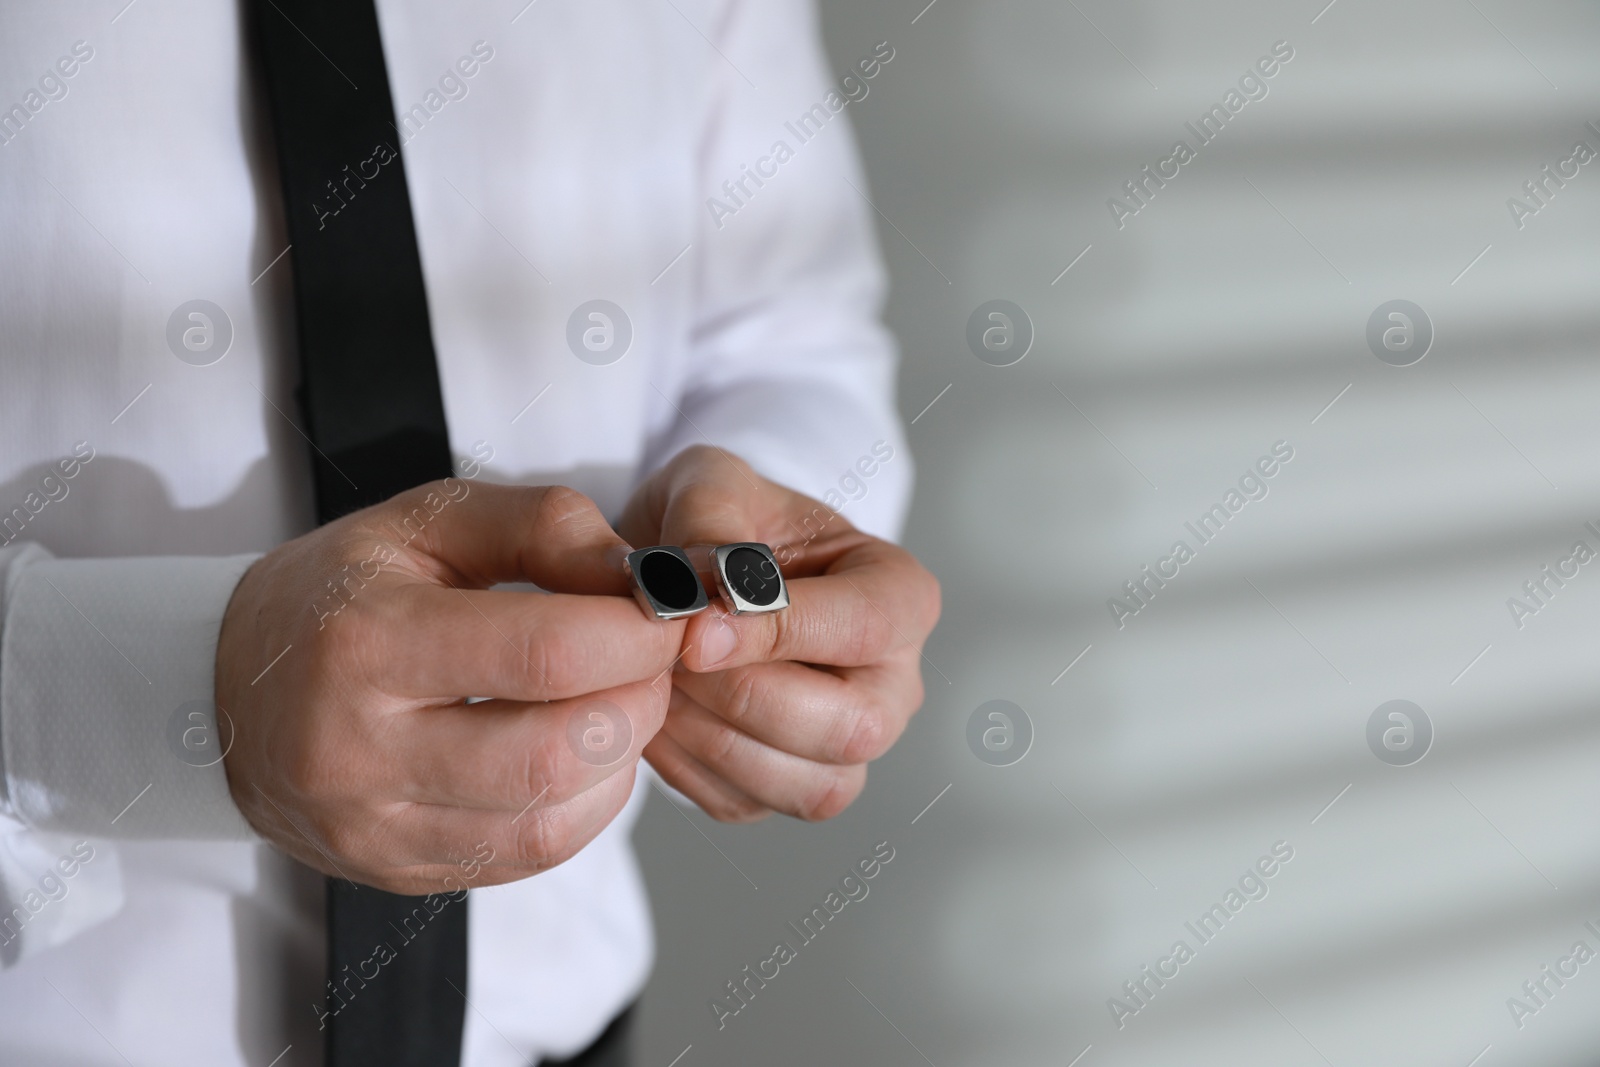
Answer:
634;1;1600;1064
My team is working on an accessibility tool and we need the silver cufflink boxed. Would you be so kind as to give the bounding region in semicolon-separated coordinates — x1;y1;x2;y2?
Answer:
625;546;709;620
711;542;789;615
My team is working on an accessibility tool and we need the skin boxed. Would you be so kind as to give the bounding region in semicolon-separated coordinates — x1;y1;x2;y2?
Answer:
218;449;940;893
619;446;942;824
217;481;684;895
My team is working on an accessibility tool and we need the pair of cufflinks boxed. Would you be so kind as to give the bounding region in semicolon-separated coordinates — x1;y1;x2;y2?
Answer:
624;542;789;619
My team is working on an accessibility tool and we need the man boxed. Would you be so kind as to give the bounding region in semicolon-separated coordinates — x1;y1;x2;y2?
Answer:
0;1;938;1064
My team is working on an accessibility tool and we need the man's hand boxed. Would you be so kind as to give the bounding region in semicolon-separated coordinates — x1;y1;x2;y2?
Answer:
216;480;682;895
618;446;940;823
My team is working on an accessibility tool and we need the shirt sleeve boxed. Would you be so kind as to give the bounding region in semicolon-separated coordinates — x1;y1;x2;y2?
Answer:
0;543;258;840
642;0;913;542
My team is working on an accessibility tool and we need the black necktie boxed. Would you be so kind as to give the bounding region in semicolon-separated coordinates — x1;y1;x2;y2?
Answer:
249;1;468;1064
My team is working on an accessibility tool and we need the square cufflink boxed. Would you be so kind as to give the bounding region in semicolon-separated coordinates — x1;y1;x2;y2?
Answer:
625;546;710;620
712;542;789;615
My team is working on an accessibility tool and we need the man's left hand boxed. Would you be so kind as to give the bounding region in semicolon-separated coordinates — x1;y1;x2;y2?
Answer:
617;446;941;823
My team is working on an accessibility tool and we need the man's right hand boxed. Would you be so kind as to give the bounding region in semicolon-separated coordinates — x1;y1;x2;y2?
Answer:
215;480;681;895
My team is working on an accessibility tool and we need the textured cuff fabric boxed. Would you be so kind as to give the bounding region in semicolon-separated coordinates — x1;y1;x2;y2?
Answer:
1;551;260;839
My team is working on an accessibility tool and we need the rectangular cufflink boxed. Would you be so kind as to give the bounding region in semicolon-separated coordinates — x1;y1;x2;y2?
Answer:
625;546;710;619
712;542;789;615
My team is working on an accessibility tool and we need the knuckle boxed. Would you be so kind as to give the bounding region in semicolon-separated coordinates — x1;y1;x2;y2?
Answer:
716;668;763;728
516;625;566;697
512;805;570;871
513;730;566;809
279;754;321;799
679;478;734;505
797;766;863;822
678;482;744;527
310;598;365;659
678;444;720;465
529;485;597;541
651;622;683;677
316;812;368;864
835;696;890;764
678;444;750;479
704;719;748;770
635;678;670;728
703;792;769;824
764;607;794;662
392;480;441;513
384;483;454;558
639;673;673;722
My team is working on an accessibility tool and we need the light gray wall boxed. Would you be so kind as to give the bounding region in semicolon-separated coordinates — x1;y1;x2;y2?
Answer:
635;2;1600;1064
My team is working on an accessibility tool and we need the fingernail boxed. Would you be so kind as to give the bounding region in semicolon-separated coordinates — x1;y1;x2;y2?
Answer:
699;613;738;668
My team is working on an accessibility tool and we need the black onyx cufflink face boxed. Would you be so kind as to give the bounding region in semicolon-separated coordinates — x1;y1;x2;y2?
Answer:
625;546;709;619
712;543;789;615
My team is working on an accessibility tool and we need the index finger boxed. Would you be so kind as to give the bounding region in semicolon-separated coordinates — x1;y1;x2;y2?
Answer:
679;537;939;672
354;481;636;596
380;585;685;701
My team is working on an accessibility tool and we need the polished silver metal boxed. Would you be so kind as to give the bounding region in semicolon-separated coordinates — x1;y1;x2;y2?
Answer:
625;546;709;619
711;542;789;614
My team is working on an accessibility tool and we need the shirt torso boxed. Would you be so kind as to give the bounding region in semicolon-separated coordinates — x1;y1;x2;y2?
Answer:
0;2;716;1064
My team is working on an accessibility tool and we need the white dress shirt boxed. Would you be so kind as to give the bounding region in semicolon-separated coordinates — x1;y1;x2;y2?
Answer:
0;1;910;1063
